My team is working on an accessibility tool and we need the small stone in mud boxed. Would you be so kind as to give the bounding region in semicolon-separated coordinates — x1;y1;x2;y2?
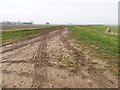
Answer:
13;85;16;87
36;64;39;66
88;79;93;84
20;80;23;83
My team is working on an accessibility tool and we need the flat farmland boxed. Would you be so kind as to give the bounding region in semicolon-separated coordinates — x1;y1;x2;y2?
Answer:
1;24;49;30
1;26;118;88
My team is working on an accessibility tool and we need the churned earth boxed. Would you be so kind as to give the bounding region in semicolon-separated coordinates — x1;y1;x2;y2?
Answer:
1;28;118;88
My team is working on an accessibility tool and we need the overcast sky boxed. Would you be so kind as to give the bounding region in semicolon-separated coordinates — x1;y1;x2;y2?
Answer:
0;0;119;25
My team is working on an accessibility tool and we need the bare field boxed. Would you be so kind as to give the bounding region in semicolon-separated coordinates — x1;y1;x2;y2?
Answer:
1;27;118;88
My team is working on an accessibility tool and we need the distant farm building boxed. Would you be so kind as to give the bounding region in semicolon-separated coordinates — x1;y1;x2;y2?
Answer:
22;22;33;25
46;22;50;25
2;21;33;25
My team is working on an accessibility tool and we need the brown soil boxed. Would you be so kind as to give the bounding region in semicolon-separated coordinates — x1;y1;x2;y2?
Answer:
1;28;118;88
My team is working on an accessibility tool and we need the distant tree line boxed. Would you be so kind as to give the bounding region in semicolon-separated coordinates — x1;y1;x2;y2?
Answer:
1;21;33;25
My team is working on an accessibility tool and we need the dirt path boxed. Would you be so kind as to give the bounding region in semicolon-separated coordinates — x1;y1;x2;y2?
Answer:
1;28;118;88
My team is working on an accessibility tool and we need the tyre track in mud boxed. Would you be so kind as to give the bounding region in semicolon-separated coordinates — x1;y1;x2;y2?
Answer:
59;28;117;88
1;29;59;71
1;36;44;76
2;29;57;54
2;29;62;88
59;29;86;66
2;29;60;88
32;30;62;88
1;30;60;68
2;34;42;53
1;28;118;88
32;33;48;88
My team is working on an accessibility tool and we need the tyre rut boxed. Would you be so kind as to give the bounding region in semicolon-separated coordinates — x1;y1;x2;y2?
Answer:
59;28;117;88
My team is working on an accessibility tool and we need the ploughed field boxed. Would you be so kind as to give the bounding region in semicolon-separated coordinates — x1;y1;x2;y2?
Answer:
0;26;118;88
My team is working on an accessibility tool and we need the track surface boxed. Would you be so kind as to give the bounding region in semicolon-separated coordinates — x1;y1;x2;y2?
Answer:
1;28;118;88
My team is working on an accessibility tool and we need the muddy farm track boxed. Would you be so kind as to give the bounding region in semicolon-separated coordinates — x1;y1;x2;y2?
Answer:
1;28;118;88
